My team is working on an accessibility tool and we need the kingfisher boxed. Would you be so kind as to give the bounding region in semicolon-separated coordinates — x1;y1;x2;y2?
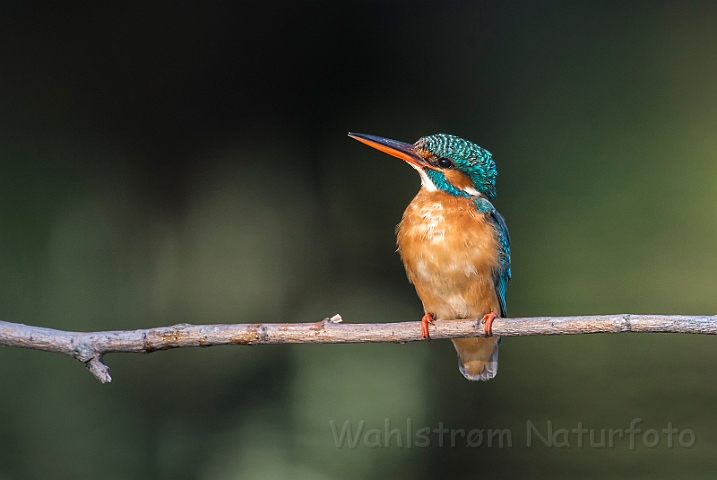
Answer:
349;132;511;380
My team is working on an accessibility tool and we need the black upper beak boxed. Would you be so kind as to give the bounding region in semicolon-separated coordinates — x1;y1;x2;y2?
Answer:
348;132;433;169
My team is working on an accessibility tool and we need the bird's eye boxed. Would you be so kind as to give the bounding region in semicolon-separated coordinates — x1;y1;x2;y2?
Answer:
437;158;453;169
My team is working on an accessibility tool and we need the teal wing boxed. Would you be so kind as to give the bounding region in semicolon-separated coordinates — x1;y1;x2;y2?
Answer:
488;208;511;317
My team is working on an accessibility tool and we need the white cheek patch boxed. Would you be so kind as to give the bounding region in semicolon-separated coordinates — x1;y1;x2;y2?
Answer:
462;186;482;197
409;164;437;192
408;163;482;197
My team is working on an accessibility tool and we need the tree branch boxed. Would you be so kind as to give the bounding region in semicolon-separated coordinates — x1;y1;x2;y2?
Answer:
1;314;715;383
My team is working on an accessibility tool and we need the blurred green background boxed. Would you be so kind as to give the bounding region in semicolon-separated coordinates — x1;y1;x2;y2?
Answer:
1;1;717;478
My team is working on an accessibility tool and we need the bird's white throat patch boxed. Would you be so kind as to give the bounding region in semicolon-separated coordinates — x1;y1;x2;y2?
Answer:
411;164;483;197
410;164;437;192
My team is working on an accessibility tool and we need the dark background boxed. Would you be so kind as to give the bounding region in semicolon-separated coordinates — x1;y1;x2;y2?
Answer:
1;1;717;478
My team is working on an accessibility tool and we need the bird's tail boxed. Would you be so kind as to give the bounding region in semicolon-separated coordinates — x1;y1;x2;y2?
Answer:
451;337;500;381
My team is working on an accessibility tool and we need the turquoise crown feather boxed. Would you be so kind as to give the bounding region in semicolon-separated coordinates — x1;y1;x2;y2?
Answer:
415;133;497;199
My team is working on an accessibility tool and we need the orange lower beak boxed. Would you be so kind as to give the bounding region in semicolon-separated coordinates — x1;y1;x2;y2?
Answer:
348;132;433;169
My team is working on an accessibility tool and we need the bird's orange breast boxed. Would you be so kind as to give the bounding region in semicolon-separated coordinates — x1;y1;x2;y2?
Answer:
396;189;501;321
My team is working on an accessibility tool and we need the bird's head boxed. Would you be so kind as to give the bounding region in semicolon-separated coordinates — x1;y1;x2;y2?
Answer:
348;132;497;199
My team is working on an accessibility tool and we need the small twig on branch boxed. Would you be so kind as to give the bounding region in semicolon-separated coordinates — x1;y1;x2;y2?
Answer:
1;314;716;383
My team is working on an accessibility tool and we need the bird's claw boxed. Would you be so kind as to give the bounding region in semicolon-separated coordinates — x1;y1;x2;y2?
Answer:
481;312;497;337
420;313;434;341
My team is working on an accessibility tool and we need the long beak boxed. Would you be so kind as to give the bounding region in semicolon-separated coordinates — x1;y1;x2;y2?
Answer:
348;132;434;169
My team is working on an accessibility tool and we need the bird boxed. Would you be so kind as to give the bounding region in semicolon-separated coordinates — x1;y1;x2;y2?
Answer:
348;132;511;380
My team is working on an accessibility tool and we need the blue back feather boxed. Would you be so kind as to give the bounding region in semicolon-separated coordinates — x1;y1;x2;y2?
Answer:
488;208;511;317
475;197;511;317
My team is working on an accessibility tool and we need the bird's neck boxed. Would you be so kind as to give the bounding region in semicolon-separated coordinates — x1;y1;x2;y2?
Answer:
422;169;492;200
412;184;495;214
424;170;470;197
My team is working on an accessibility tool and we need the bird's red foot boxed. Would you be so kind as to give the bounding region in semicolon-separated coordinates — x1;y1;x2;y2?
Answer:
420;313;434;341
481;312;497;337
